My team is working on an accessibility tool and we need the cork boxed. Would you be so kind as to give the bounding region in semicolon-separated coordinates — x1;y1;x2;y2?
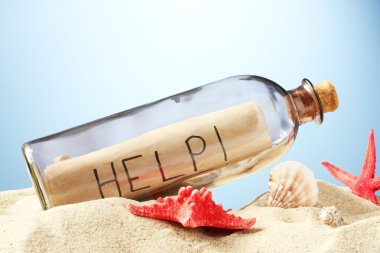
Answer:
314;80;339;113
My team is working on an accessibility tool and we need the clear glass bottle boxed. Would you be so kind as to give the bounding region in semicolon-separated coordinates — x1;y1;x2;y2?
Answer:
22;75;338;210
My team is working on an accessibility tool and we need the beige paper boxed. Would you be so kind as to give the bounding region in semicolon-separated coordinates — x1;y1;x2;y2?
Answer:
45;102;271;206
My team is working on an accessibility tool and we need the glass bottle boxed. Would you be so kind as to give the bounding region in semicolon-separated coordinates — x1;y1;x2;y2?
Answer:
22;75;339;210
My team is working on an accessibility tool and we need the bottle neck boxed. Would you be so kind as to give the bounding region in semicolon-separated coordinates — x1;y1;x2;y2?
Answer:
288;79;324;125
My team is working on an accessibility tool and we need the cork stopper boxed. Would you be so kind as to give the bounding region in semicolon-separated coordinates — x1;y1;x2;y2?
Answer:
314;80;339;113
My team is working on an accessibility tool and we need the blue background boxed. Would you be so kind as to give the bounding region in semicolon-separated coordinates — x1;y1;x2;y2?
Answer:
1;1;379;209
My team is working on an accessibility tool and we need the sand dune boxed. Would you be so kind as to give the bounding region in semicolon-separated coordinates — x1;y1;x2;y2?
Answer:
1;181;380;253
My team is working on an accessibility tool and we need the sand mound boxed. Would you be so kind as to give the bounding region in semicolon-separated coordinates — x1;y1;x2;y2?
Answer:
1;181;380;253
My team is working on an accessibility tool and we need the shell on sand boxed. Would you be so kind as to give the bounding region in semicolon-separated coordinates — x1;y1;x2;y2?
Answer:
319;206;344;226
268;161;318;208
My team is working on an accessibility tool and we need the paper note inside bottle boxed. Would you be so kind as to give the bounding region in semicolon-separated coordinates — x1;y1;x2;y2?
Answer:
45;102;272;206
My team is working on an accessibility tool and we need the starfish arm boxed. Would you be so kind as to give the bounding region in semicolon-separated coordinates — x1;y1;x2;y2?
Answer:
322;162;357;189
361;129;376;179
367;192;379;205
372;177;380;191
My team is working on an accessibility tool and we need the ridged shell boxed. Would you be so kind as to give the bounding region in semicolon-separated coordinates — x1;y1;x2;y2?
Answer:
268;161;318;208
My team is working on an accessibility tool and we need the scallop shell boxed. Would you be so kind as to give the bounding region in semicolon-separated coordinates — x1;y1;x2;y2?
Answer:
268;161;318;208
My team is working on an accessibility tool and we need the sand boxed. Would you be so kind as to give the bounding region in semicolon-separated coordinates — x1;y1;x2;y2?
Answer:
1;180;380;253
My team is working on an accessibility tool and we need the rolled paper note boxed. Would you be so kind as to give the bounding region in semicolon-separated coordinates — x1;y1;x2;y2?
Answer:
45;102;272;206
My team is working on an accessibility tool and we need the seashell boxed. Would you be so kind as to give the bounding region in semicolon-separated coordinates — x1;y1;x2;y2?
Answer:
319;206;344;226
268;161;318;208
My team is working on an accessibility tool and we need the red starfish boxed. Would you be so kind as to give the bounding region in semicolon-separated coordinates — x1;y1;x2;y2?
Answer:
322;129;380;205
126;186;256;229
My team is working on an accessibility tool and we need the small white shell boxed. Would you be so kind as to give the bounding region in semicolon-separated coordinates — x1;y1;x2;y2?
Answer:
268;161;318;208
319;206;344;226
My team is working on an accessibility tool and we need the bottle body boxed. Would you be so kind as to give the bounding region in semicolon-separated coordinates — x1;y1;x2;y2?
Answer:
23;75;305;209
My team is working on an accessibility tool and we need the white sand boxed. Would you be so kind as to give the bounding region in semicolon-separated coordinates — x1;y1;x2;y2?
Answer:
1;180;380;253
